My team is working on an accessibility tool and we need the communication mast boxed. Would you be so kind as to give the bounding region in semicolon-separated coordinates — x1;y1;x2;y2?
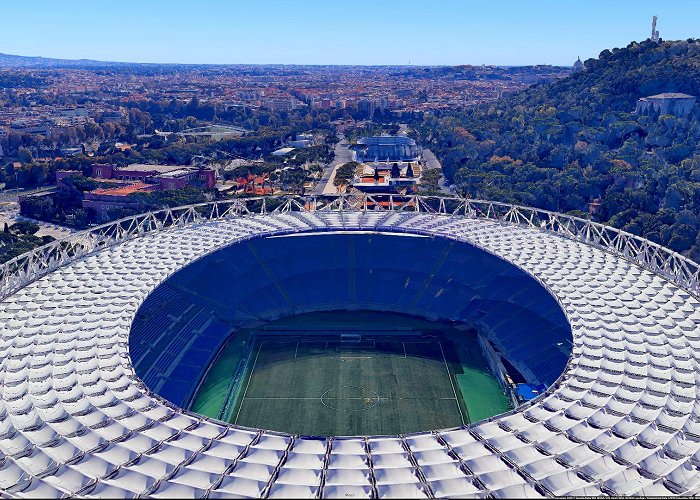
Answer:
651;16;660;43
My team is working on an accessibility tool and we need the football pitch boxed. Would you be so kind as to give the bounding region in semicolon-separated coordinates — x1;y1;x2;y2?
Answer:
228;337;467;436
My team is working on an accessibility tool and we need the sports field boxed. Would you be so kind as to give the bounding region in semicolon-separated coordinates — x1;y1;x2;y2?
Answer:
190;311;511;435
233;337;464;435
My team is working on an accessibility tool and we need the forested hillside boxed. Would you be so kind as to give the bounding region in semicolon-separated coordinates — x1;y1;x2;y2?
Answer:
415;39;700;259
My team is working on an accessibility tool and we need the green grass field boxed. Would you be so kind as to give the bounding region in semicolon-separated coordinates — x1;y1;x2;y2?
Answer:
190;333;249;418
231;338;466;435
190;311;511;436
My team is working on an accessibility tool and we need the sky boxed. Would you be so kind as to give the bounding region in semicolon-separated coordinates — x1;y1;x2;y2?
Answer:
2;0;699;66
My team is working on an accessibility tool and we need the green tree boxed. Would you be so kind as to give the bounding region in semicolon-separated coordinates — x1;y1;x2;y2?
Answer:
10;221;40;235
17;146;33;163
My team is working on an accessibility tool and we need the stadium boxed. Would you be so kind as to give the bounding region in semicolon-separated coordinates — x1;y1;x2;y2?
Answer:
1;193;699;498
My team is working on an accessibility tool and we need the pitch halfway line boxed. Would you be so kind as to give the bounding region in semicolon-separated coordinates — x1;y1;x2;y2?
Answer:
243;396;459;400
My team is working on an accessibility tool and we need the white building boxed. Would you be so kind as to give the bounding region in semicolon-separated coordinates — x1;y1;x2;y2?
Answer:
635;92;696;117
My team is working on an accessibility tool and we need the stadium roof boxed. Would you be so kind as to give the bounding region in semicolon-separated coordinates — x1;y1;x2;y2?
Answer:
0;195;699;497
356;135;417;146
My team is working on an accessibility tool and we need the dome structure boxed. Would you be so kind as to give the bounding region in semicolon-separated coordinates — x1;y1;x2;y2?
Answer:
572;57;585;73
0;194;699;498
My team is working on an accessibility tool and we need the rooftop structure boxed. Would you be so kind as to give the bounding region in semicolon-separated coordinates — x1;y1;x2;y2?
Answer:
572;57;585;73
82;163;216;221
271;147;296;156
81;182;155;220
91;163;216;189
155;125;249;142
1;194;700;497
121;163;184;174
88;182;154;197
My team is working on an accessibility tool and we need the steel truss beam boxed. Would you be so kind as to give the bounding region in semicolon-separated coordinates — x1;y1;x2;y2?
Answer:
1;194;698;301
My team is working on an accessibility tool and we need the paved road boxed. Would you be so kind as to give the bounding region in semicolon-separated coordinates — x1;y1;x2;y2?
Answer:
0;203;77;240
422;148;453;195
0;186;56;204
311;140;355;195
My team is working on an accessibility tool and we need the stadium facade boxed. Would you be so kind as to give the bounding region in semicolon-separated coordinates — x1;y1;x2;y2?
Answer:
1;194;700;498
351;136;420;163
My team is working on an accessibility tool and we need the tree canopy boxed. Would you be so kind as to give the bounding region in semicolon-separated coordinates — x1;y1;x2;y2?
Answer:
413;38;700;260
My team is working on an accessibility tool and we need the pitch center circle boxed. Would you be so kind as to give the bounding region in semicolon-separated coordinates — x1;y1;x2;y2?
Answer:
321;386;380;412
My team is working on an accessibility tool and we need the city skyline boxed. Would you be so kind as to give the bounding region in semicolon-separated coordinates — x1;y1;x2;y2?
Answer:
2;0;699;66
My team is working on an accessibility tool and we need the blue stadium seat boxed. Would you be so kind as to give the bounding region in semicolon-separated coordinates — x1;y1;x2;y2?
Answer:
130;233;572;406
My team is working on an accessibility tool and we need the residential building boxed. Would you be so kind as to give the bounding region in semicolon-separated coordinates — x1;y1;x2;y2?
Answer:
92;163;216;189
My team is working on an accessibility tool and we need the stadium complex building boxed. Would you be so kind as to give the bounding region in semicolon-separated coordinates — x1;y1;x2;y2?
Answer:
1;194;700;497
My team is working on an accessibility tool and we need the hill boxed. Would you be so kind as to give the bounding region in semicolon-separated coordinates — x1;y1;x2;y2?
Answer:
0;53;215;74
417;38;700;259
0;52;126;68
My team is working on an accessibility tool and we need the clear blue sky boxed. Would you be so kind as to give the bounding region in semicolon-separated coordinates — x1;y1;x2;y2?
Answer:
2;0;699;66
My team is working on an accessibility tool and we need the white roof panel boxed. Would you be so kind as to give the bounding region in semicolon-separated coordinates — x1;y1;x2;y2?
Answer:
0;208;699;496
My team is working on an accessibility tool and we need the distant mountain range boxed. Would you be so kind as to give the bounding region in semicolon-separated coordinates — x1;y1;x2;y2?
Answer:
0;52;570;71
0;53;262;71
0;52;139;68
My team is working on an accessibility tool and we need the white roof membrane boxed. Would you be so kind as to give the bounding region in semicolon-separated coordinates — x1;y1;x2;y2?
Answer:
0;207;699;497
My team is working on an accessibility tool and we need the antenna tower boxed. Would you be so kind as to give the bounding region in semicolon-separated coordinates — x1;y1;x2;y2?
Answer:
651;16;660;43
